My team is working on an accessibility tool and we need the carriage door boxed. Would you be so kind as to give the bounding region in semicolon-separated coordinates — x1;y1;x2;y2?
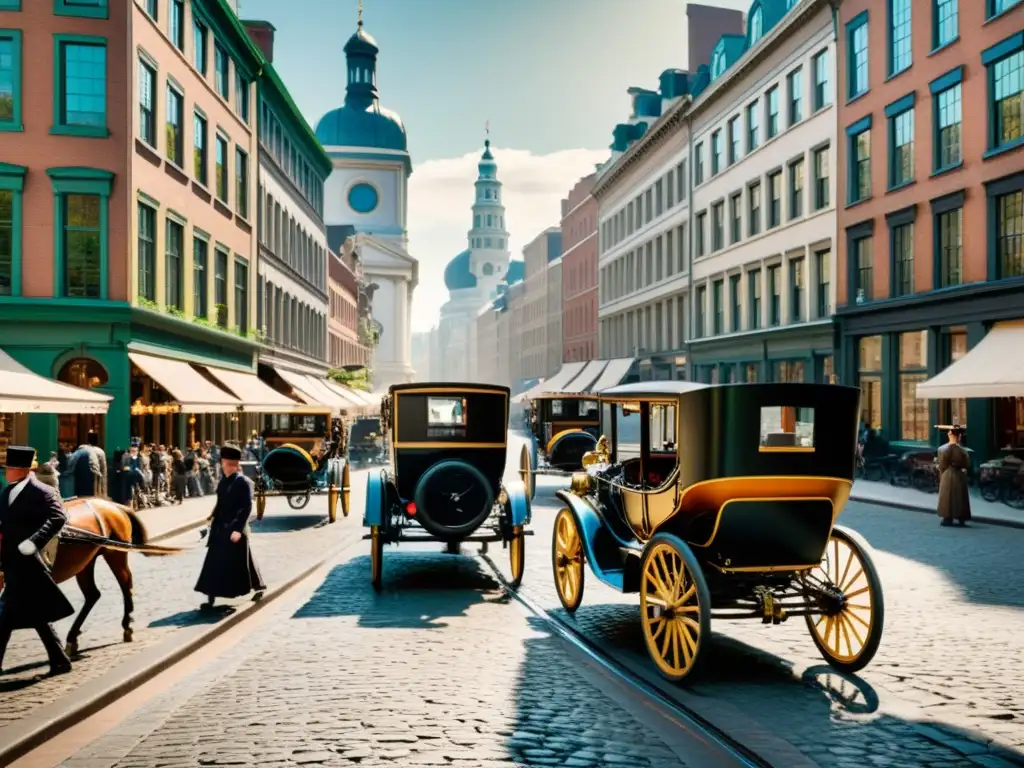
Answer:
642;402;680;535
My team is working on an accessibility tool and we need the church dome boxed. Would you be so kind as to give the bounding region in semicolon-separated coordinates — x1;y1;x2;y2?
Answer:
314;105;407;151
444;249;478;291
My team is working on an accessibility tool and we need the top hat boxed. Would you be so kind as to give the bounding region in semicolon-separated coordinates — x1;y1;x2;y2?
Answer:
219;444;242;461
5;445;36;469
935;423;967;435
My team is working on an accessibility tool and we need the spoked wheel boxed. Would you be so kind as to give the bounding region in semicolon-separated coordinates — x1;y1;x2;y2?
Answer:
803;525;884;673
519;443;535;500
639;534;711;683
508;525;525;588
370;524;383;590
287;493;310;510
552;508;584;612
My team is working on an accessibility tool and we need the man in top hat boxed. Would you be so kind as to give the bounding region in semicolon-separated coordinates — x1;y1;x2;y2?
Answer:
194;443;265;610
0;446;73;676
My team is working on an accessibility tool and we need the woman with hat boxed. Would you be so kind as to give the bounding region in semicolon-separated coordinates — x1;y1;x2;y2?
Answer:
937;424;972;527
194;443;265;611
0;446;74;676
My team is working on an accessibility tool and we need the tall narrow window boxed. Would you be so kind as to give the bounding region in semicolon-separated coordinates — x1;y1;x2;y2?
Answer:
138;59;156;146
234;69;249;122
166;85;183;166
997;191;1024;279
696;212;706;257
234;260;248;333
892;223;914;296
750;7;763;42
137;203;155;302
214;43;229;99
991;51;1022;151
144;0;157;19
859;336;883;429
768;171;782;228
193;20;207;75
851;128;871;203
63;194;101;298
0;34;17;129
766;86;780;138
235;147;248;218
730;192;742;243
813;146;830;210
790;258;804;322
899;331;929;441
0;190;11;296
848;17;869;99
813;49;830;111
694;143;704;185
695;286;706;338
936;83;962;170
889;0;912;75
194;112;207;184
712;202;724;251
165;219;183;310
711;131;722;175
193;237;208;318
57;40;107;131
749;270;762;329
938;208;962;288
747;101;760;151
713;280;724;335
816;250;831;317
854;236;873;302
768;266;781;325
215;249;228;326
215;134;228;202
749;182;761;236
170;0;185;51
789;159;804;220
890;108;914;187
934;0;957;49
728;116;741;164
729;275;741;331
788;68;803;125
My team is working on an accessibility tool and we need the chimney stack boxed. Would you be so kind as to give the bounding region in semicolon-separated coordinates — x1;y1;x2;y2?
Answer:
243;20;276;63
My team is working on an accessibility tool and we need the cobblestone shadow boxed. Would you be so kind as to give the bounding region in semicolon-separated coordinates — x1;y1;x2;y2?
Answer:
148;605;237;628
249;513;329;534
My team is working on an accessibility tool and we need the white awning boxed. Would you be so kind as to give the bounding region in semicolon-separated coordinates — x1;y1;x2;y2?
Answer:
917;321;1024;399
0;349;112;414
325;380;375;407
321;379;371;414
562;360;610;393
532;362;587;395
273;367;334;411
202;367;301;413
128;352;241;413
589;358;636;393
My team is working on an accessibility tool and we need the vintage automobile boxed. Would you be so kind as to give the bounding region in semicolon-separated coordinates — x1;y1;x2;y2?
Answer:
347;416;388;467
551;381;884;682
364;383;531;589
519;393;601;499
253;417;351;523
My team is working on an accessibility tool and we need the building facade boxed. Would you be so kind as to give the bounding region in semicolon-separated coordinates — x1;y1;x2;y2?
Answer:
328;248;368;370
688;0;837;385
520;228;562;383
835;0;1024;461
0;0;263;455
560;173;599;363
314;13;417;389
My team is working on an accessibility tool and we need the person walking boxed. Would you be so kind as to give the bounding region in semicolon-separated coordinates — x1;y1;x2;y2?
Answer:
171;449;188;504
0;446;74;676
194;444;265;611
937;424;972;527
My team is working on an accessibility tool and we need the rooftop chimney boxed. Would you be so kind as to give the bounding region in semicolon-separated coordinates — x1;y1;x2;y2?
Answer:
243;20;276;63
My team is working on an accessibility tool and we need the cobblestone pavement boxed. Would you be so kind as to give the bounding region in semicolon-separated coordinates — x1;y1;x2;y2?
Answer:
0;479;366;730
62;547;702;768
501;434;1024;768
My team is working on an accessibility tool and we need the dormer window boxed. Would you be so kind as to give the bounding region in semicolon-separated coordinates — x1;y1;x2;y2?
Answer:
750;6;763;43
711;45;727;80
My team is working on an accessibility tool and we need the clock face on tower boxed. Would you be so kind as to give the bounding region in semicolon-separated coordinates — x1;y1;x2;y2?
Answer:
348;182;379;214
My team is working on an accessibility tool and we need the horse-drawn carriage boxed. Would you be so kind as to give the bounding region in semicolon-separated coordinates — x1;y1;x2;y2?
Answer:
551;381;884;682
363;383;531;589
519;393;601;499
347;416;388;467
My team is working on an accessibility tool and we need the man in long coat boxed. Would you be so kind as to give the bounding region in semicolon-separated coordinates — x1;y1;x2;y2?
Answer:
195;444;265;611
0;446;74;676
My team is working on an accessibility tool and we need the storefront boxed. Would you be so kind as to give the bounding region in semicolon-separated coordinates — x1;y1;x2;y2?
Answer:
688;321;835;386
835;280;1024;463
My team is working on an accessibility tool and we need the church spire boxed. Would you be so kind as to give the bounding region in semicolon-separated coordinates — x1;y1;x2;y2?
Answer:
344;0;379;110
466;128;510;274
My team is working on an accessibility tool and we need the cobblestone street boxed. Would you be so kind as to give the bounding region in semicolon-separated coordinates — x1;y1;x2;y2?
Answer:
498;435;1024;768
0;483;365;732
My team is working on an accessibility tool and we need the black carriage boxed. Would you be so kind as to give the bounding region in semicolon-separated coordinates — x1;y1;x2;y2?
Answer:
551;382;884;682
519;393;600;499
347;416;387;467
363;383;531;589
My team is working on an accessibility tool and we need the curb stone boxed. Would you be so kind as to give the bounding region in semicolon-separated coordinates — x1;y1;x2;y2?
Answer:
849;493;1024;530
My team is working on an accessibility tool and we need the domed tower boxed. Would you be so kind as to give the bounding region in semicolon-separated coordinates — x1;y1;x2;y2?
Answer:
466;135;511;295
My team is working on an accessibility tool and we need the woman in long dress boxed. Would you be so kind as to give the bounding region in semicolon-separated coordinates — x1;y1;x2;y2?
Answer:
937;425;971;527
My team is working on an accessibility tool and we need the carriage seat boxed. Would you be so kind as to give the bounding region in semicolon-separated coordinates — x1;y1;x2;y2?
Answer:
620;454;678;489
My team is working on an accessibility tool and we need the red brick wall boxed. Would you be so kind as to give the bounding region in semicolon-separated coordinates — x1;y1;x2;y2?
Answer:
560;173;598;362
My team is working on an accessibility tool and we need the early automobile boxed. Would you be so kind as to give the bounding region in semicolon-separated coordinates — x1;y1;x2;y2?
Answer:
364;383;531;589
551;382;883;682
253;417;351;523
347;416;388;467
519;393;600;499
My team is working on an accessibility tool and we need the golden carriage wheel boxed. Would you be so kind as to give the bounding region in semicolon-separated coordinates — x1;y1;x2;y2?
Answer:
341;462;351;518
803;525;885;673
639;534;711;683
552;508;585;613
519;443;534;500
327;487;339;524
255;490;267;521
370;524;384;591
509;525;526;588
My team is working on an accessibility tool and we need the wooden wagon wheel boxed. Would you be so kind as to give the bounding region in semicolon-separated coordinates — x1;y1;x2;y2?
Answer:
370;524;383;590
341;462;351;518
519;443;535;500
803;526;884;673
552;508;584;613
508;525;525;588
639;533;711;683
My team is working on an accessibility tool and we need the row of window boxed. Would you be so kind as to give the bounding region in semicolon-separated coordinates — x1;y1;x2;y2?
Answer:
137;201;249;333
696;47;831;187
329;287;357;332
600;160;687;255
255;277;326;360
599;225;688;306
257;187;326;293
693;356;834;386
694;145;830;259
563;338;598;364
563;248;596;297
563;295;597;341
258;100;324;219
600;293;688;359
693;250;831;340
138;57;249;216
329;331;368;370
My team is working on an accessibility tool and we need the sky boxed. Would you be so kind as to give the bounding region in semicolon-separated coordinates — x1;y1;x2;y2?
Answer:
236;0;752;330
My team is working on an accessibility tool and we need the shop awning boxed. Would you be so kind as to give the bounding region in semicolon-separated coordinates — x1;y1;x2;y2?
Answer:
916;321;1024;400
0;349;112;414
128;352;241;413
321;379;371;414
301;375;356;413
202;367;302;413
562;360;610;393
587;358;636;393
533;362;587;395
273;367;334;411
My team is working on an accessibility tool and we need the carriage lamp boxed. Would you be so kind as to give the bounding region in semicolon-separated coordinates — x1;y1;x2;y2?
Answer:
405;501;416;516
570;472;593;494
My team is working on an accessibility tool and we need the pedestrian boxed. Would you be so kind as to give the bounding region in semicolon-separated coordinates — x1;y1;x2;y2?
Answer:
67;431;107;498
194;443;265;611
0;446;74;676
171;449;188;504
937;424;972;527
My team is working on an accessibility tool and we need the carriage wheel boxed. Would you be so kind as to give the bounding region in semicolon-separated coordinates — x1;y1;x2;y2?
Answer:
519;443;535;500
508;525;525;588
341;463;351;517
327;487;339;523
639;534;711;683
255;491;266;521
552;508;584;613
287;493;310;510
370;524;383;590
803;526;885;673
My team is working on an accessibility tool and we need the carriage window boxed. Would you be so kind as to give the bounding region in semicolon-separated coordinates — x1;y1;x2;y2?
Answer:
551;400;563;416
760;406;815;451
428;397;466;425
581;399;599;417
649;405;677;452
615;403;643;460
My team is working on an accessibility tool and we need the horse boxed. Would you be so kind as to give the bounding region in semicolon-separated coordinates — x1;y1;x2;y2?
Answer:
1;495;187;657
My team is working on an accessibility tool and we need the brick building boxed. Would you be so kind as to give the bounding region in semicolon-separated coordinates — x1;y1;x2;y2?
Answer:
560;173;598;363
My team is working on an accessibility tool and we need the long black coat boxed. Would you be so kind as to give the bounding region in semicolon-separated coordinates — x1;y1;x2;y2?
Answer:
195;472;265;599
0;476;75;628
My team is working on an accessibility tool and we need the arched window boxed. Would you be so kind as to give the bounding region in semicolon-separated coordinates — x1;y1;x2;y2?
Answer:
750;6;763;43
483;263;494;276
58;358;108;388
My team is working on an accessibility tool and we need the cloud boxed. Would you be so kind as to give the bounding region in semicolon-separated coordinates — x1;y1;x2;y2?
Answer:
407;146;607;332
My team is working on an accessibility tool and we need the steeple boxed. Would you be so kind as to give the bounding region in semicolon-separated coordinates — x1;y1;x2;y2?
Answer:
466;127;510;282
344;0;380;110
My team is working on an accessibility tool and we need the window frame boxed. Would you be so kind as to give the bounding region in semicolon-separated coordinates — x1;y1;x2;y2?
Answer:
790;257;804;322
169;0;185;51
193;18;208;75
766;85;780;138
53;0;109;19
193;110;208;185
136;200;156;303
846;11;869;102
887;208;915;298
886;95;915;190
234;257;248;334
51;34;109;138
0;162;26;298
768;264;781;326
788;67;803;126
812;48;830;112
728;116;740;165
930;66;963;174
813;144;830;210
215;132;229;203
748;180;762;236
47;166;113;299
988;0;1023;20
165;216;185;311
845;219;875;304
749;269;762;330
235;146;249;219
846;115;872;205
165;81;184;167
932;0;958;51
0;29;24;132
214;42;229;101
930;190;964;290
789;157;804;220
767;169;782;229
193;234;209;319
746;100;759;152
138;56;157;147
888;0;912;78
983;34;1024;157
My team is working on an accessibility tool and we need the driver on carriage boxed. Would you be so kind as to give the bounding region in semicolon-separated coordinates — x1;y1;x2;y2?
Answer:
0;446;74;677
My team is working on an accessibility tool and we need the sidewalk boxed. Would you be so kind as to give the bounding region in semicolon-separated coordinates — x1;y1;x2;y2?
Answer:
850;479;1024;528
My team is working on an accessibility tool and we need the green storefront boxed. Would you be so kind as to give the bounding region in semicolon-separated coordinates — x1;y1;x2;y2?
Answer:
689;320;835;385
0;298;258;458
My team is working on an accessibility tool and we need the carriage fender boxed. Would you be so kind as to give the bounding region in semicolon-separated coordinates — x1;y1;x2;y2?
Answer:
504;480;531;526
530;433;539;467
554;489;619;578
546;429;596;456
362;470;389;527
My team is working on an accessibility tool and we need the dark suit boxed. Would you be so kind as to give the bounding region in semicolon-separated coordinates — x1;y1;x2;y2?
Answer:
194;472;265;600
0;475;74;671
